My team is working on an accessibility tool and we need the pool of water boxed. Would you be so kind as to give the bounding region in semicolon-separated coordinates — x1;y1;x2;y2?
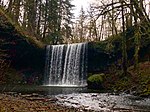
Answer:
0;85;150;111
0;85;87;95
56;93;150;111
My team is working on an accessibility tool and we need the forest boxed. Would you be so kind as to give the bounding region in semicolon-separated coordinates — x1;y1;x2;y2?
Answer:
0;0;150;111
0;0;149;43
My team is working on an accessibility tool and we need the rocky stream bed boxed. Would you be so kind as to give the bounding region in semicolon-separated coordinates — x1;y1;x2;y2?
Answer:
0;93;79;112
0;92;150;112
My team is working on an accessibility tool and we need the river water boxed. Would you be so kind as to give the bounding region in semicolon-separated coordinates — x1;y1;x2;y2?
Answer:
56;93;150;111
0;85;150;111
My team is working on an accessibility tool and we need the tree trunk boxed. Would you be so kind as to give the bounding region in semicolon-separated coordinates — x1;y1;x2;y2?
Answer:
121;0;127;76
42;0;48;39
134;25;140;73
36;0;42;38
7;0;14;16
13;0;21;23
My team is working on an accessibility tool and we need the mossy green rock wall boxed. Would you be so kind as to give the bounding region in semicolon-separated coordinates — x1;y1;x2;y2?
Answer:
88;29;150;74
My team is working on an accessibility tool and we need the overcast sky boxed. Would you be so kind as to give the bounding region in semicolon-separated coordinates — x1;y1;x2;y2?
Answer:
72;0;91;17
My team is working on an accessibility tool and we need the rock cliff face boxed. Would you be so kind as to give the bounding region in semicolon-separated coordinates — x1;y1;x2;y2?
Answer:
0;7;45;84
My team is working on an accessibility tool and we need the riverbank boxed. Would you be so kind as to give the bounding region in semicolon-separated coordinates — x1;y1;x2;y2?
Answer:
87;61;150;97
0;93;79;112
105;61;150;97
1;92;150;112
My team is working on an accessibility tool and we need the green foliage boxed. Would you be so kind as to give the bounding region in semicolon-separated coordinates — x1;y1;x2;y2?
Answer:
91;38;113;53
87;74;105;89
91;34;122;54
88;74;104;84
42;34;63;45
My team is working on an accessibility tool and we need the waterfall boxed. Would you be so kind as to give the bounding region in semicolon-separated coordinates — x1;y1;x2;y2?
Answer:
44;43;87;86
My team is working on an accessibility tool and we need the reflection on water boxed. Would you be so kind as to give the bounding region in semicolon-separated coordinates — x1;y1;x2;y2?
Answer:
0;85;87;95
0;85;150;111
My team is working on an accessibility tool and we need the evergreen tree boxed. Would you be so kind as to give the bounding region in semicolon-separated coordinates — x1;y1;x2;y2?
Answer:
61;0;74;43
78;7;86;42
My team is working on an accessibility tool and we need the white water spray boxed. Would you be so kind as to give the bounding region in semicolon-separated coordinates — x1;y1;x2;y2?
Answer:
44;43;87;86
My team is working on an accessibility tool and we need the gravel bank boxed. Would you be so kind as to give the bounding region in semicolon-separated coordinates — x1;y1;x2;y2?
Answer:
0;93;81;112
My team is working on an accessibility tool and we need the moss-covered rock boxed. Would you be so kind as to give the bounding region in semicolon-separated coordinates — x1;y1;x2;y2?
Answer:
88;25;150;74
87;73;104;89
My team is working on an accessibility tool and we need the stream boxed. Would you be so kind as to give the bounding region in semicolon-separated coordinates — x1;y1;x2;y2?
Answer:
55;93;150;111
0;85;150;111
